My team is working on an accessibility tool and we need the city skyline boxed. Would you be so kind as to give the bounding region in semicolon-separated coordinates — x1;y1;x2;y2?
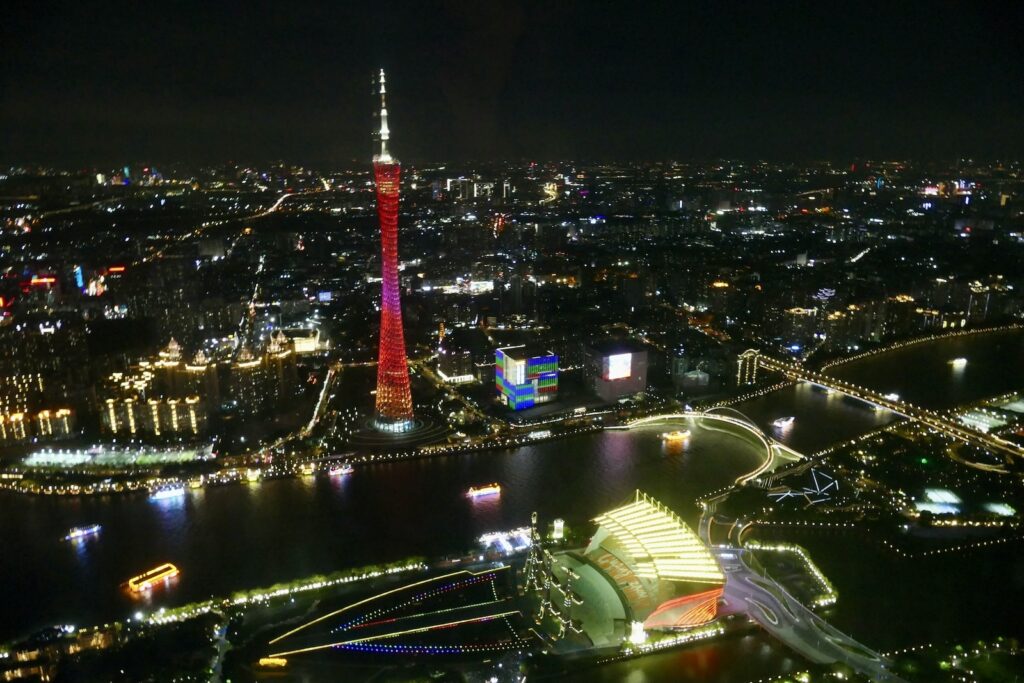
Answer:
2;4;1024;682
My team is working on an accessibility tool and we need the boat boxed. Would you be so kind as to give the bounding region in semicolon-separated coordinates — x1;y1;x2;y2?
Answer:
329;463;354;476
660;430;691;441
258;657;288;669
65;524;101;541
127;563;180;592
950;357;967;368
467;483;501;498
150;486;186;501
300;463;315;476
188;477;203;489
772;416;795;428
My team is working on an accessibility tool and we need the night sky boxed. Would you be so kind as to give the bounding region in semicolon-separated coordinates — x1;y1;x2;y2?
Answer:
3;1;1023;165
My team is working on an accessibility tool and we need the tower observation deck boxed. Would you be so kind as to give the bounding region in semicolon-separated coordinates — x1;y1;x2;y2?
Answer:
372;69;414;432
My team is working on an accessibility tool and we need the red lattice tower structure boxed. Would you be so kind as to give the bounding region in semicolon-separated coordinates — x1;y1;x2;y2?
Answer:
372;70;414;431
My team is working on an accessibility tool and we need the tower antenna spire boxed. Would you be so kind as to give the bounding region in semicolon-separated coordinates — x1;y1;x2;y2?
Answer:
376;68;391;162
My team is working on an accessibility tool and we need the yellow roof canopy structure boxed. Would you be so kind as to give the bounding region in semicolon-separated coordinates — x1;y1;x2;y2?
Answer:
589;490;724;585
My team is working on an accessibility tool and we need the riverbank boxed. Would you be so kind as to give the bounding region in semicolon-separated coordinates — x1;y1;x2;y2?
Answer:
0;422;605;498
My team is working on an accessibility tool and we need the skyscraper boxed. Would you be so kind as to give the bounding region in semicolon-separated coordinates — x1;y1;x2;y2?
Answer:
372;70;414;432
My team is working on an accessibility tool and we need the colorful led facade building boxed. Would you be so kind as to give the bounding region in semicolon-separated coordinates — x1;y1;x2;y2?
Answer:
495;345;558;410
372;70;414;432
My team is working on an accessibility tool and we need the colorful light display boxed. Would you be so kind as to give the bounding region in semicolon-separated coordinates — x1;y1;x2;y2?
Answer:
605;352;632;380
589;490;725;585
495;345;558;410
372;69;414;431
268;567;525;658
642;587;723;629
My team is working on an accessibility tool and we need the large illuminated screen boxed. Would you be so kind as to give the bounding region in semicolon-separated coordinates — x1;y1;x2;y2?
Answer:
606;353;632;380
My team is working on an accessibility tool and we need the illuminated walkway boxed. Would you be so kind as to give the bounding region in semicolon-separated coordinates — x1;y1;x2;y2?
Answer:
613;411;803;485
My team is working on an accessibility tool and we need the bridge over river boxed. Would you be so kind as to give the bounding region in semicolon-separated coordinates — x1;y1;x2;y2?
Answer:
746;350;1024;464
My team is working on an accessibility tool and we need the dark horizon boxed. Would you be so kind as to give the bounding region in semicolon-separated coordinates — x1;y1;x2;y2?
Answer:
3;1;1024;166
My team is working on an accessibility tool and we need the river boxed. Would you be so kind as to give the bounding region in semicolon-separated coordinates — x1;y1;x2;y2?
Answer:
726;327;1024;454
1;328;1022;680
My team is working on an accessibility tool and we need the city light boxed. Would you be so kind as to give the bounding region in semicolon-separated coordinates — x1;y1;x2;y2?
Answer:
3;27;1024;681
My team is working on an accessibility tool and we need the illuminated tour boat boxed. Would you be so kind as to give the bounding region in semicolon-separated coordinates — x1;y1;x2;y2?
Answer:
300;463;315;476
329;463;355;477
660;430;691;442
949;357;967;368
467;483;501;498
258;657;288;669
64;524;101;541
128;563;180;592
772;416;795;428
150;485;186;501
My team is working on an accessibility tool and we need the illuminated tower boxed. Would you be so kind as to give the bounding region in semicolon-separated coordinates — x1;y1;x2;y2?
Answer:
372;69;414;432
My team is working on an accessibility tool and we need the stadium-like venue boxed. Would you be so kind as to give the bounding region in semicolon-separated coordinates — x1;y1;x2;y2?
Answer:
525;490;724;654
261;491;727;667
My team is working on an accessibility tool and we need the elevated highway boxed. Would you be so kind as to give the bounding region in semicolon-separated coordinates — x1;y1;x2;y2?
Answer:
714;548;905;682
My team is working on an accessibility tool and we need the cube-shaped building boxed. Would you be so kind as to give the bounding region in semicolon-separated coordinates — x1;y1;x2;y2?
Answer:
495;345;558;410
584;340;648;402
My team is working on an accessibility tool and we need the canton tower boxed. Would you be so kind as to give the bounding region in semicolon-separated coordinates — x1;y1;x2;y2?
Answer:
372;69;414;432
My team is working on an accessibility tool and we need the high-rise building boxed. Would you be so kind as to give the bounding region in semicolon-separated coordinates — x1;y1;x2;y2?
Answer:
0;407;73;444
222;338;301;418
266;331;299;407
372;69;414;432
584;340;648;402
229;345;267;417
437;348;474;384
495;345;558;410
182;350;220;406
780;307;818;343
102;396;205;438
736;349;760;386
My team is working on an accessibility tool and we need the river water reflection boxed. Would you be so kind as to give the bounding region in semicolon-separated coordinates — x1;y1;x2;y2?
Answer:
731;328;1024;454
1;329;1022;680
0;420;764;641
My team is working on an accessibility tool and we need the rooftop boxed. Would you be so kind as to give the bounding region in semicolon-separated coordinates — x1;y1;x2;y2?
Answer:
587;490;723;585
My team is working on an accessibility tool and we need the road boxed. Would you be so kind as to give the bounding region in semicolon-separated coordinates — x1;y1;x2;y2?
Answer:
714;547;906;682
138;189;317;264
412;359;492;426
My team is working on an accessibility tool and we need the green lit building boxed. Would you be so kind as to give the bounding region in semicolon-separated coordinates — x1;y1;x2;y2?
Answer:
495;345;558;410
